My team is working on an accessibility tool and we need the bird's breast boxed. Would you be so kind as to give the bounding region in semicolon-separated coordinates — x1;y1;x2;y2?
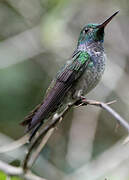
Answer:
74;49;106;97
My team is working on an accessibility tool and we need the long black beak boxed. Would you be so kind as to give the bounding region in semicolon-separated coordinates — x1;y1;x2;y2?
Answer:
98;11;119;29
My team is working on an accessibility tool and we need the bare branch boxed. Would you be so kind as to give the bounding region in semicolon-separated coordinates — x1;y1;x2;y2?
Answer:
28;128;54;169
82;99;129;133
0;134;29;153
0;160;46;180
1;97;129;180
22;98;129;171
0;160;22;175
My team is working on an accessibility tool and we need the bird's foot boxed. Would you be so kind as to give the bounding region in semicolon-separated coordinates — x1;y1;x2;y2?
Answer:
75;96;87;106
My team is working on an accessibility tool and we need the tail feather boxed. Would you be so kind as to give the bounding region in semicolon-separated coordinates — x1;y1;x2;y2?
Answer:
29;122;43;141
20;102;43;126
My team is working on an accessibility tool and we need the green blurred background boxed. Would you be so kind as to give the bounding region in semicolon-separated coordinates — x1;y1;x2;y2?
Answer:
0;0;129;180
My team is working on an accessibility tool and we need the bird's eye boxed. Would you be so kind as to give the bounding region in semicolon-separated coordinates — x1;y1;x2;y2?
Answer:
83;29;89;34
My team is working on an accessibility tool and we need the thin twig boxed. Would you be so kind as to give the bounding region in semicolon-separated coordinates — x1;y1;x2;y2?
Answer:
0;160;46;180
28;128;54;169
83;99;129;133
23;98;129;171
0;133;29;153
0;160;22;175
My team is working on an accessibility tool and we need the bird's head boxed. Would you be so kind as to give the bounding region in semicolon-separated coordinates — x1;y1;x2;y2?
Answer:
77;11;119;46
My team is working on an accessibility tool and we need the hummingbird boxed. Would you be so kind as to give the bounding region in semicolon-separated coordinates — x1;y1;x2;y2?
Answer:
21;11;119;140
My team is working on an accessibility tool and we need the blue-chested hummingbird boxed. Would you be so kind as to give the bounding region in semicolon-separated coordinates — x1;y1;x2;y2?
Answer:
21;11;119;140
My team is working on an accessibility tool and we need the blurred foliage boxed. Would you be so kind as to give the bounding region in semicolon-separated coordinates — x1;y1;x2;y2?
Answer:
0;171;22;180
0;0;129;180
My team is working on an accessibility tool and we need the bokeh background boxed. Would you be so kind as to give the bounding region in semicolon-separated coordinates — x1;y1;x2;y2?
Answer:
0;0;129;180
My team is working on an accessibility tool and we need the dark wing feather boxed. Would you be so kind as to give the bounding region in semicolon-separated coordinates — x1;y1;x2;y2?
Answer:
20;103;43;126
20;79;56;126
21;51;90;131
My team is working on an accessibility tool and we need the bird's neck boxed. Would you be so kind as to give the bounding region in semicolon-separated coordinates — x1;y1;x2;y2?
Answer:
77;40;104;53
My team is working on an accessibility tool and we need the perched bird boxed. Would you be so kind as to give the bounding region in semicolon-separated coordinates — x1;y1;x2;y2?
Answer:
21;11;119;140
